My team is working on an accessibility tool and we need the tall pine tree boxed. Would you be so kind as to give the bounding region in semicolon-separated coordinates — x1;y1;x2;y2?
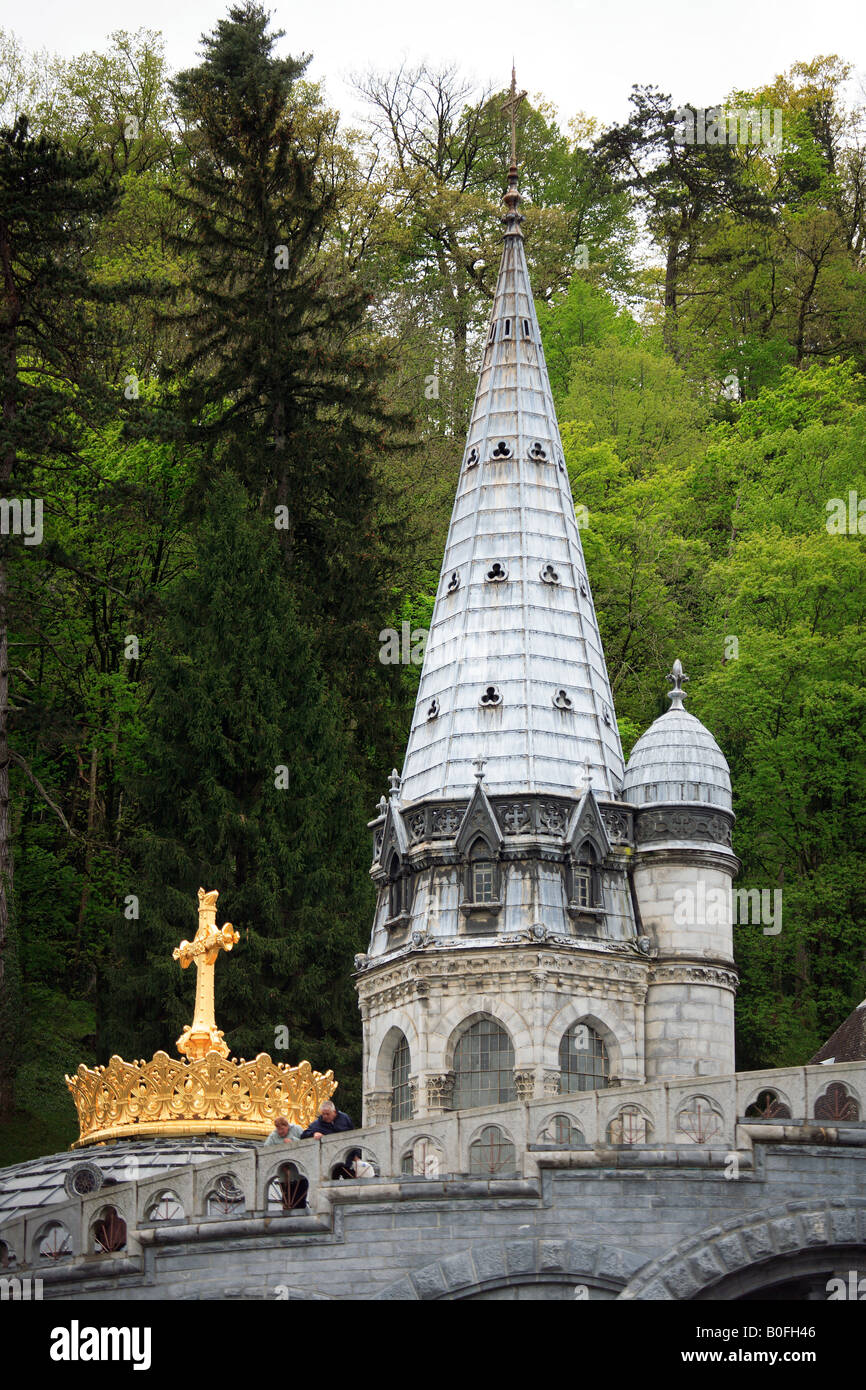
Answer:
108;475;371;1111
163;4;412;779
0;114;122;1116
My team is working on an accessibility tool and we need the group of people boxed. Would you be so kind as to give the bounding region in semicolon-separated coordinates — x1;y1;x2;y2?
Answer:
265;1100;376;1186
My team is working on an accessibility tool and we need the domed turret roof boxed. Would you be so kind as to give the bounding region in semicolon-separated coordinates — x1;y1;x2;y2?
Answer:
623;660;732;812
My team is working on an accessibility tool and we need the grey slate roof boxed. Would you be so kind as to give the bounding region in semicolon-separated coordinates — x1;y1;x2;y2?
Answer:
398;181;624;805
0;1136;257;1222
809;999;866;1065
623;706;732;812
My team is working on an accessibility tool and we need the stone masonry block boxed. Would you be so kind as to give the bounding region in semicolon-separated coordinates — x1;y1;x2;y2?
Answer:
504;1240;537;1275
440;1250;477;1292
472;1242;507;1284
411;1262;448;1299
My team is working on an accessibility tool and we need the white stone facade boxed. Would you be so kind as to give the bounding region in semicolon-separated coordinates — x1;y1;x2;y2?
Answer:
358;943;648;1118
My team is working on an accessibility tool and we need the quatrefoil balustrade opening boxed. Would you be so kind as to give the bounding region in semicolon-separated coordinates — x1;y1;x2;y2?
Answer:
479;686;503;708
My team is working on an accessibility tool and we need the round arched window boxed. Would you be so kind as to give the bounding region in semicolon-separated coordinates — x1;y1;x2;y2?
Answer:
559;1022;610;1093
452;1019;515;1109
391;1033;412;1121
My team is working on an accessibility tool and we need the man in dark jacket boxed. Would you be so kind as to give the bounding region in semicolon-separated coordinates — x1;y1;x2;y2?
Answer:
299;1100;353;1139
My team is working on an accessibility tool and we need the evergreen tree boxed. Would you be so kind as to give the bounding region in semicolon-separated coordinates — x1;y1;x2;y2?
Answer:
162;4;411;776
108;475;371;1112
0;113;120;1116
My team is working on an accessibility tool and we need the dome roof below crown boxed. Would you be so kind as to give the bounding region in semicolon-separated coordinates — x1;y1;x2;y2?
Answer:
623;661;732;812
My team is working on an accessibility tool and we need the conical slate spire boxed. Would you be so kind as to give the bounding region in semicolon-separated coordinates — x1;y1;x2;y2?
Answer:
399;168;624;805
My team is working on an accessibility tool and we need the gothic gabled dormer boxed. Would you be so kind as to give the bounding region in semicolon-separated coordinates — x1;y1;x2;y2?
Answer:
375;772;413;930
565;787;612;860
564;788;611;922
455;764;504;925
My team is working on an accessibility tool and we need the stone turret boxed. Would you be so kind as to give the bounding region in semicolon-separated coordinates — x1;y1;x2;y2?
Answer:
623;661;738;1080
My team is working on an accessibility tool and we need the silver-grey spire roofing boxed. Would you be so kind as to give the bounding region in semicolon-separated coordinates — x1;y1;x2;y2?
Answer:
622;659;732;811
398;159;624;805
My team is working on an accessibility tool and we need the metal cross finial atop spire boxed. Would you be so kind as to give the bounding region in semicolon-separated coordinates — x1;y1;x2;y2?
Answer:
501;65;527;235
502;63;527;170
667;658;689;710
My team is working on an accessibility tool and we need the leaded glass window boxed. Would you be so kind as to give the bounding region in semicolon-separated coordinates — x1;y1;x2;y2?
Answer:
391;1033;412;1121
571;841;599;908
468;1125;517;1174
468;838;498;905
452;1018;515;1110
559;1022;610;1093
607;1105;651;1145
546;1113;585;1146
573;866;591;907
387;854;402;920
473;860;495;903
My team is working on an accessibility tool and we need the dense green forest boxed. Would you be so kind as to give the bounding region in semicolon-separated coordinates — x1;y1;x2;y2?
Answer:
0;6;864;1161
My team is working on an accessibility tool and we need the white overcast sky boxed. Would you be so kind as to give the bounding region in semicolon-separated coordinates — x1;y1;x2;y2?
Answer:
4;0;864;128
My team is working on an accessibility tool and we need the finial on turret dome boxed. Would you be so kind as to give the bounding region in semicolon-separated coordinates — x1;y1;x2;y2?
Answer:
501;65;527;235
473;755;487;782
388;768;402;799
667;659;689;710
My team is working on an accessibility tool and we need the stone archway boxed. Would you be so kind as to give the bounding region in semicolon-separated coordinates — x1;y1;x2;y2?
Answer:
619;1199;866;1300
372;1237;648;1301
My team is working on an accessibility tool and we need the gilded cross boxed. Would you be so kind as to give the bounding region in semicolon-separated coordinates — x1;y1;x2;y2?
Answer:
173;888;240;1060
501;64;527;168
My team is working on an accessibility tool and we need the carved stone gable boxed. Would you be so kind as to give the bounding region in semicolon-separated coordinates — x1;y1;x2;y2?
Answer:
565;789;611;859
455;780;503;855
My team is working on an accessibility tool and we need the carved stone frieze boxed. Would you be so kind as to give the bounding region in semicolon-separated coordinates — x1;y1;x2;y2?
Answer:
601;808;632;845
502;802;531;834
636;807;733;848
408;810;427;842
652;963;739;991
538;803;567;834
430;806;462;837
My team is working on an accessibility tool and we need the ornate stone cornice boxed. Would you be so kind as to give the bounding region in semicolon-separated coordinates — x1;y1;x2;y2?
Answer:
634;805;734;849
372;797;635;871
650;961;739;992
356;943;650;1013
